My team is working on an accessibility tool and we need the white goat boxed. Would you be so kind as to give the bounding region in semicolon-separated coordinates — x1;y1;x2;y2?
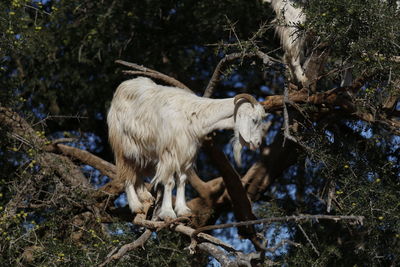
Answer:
107;77;266;219
265;0;307;85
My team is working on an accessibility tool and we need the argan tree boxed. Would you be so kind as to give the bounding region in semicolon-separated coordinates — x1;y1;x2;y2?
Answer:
0;0;399;266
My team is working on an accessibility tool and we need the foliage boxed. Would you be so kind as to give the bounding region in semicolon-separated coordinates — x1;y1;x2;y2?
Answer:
276;119;400;266
304;0;400;91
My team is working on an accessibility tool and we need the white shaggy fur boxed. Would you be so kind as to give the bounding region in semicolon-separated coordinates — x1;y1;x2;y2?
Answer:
266;0;307;85
107;77;266;219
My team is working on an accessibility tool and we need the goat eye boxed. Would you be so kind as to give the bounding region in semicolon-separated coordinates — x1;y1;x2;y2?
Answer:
252;119;257;124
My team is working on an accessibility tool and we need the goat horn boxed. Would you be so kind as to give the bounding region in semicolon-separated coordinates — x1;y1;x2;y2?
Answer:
234;93;259;106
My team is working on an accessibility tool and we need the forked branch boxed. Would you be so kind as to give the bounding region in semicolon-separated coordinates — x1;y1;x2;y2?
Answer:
204;51;279;98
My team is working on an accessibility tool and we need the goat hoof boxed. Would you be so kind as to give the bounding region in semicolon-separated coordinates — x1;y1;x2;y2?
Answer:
175;206;192;217
158;209;177;220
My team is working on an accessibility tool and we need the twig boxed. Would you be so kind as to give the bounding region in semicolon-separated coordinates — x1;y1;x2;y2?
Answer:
24;4;51;15
282;84;298;147
224;16;243;51
7;132;34;148
51;138;77;145
99;212;158;266
297;224;320;256
33;114;88;126
204;52;247;98
326;180;336;213
266;239;301;253
115;60;192;92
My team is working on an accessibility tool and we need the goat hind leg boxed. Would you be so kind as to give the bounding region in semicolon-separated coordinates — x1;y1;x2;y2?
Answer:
137;185;154;203
118;156;144;214
126;181;144;214
137;175;155;205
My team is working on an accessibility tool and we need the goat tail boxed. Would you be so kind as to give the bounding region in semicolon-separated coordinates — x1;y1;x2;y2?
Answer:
151;160;176;188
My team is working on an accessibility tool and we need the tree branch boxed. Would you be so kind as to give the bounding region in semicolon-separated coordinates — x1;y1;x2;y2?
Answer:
282;84;298;146
45;143;117;180
98;229;152;267
297;223;320;256
191;214;364;236
203;51;278;98
203;138;257;238
115;60;192;92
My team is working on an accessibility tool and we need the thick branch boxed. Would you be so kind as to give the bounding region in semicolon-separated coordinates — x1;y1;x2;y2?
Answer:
45;143;117;179
203;139;256;238
187;169;212;203
261;87;349;111
261;84;400;134
202;56;261;240
196;243;237;267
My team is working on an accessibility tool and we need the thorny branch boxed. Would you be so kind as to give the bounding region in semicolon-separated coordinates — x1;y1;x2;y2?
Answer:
297;223;320;256
190;214;364;237
98;229;152;267
204;51;279;98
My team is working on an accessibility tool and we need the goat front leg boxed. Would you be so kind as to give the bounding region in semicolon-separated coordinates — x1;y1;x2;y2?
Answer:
158;178;177;220
174;173;191;217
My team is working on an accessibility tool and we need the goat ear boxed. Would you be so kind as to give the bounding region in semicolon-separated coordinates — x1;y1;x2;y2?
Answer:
262;120;272;134
262;111;268;119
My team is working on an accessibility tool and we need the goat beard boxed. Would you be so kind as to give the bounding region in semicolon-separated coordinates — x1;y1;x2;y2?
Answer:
232;132;248;167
